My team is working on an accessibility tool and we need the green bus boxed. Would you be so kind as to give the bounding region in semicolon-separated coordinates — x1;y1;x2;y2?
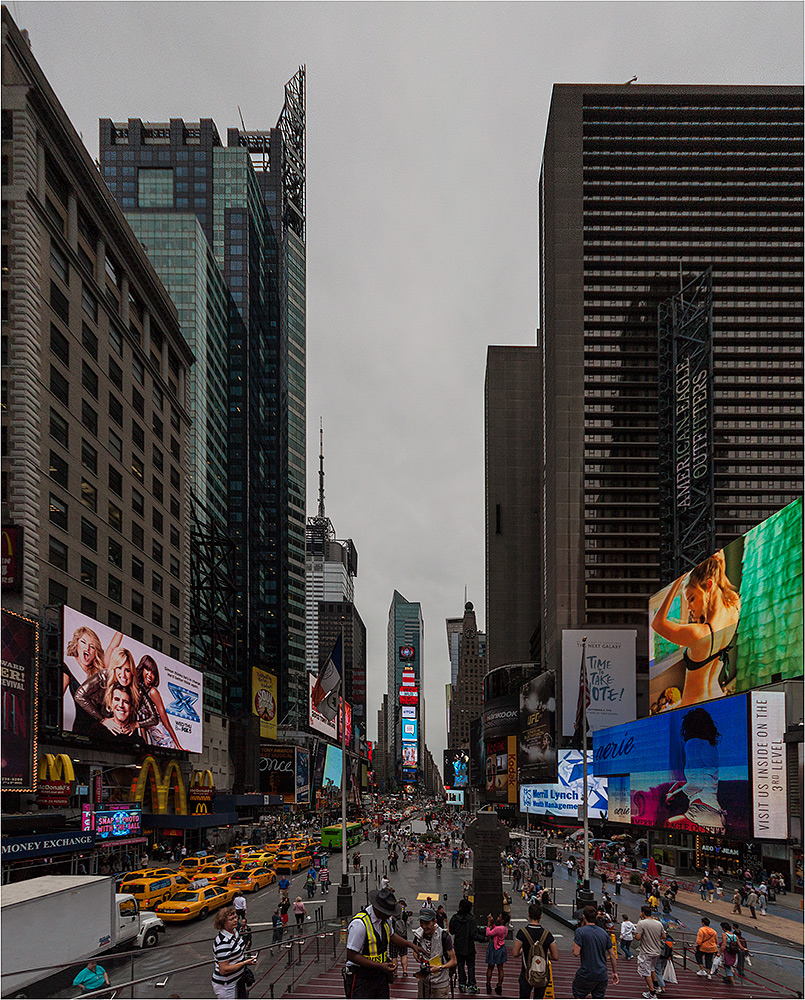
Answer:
321;823;363;850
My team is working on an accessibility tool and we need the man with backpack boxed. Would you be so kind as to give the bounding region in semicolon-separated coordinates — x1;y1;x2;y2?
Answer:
413;905;457;999
512;903;559;999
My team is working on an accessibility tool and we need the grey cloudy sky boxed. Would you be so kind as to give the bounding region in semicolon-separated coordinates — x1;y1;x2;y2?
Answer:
18;1;803;762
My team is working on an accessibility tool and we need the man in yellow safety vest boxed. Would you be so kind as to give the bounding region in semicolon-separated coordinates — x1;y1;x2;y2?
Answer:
345;888;425;998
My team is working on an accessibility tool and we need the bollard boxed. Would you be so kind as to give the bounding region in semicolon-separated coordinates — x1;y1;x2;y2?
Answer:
270;984;275;999
297;938;303;966
316;936;320;961
287;942;294;967
682;944;687;969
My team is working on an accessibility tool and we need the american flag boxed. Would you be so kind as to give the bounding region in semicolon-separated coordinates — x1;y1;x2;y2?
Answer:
573;644;590;744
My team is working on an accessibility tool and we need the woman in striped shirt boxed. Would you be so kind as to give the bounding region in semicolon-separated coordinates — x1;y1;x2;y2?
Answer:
211;908;256;999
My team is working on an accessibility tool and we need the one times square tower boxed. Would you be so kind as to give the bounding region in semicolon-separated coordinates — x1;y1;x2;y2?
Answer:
99;71;307;755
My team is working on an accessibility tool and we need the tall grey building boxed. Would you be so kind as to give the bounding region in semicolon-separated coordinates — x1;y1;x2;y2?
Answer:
538;83;804;692
386;590;424;790
485;346;542;671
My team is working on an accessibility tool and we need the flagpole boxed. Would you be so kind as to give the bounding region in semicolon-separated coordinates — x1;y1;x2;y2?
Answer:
582;635;590;894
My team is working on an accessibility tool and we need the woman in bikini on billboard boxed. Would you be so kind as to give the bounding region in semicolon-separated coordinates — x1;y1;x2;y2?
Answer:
651;550;741;709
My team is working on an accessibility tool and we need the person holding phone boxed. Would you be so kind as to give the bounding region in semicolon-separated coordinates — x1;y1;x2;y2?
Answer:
211;908;257;999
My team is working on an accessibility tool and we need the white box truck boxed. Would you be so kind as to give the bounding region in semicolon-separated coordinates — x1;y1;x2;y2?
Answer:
1;875;164;997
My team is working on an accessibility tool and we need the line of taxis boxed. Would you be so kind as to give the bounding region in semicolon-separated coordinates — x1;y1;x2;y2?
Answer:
118;836;319;924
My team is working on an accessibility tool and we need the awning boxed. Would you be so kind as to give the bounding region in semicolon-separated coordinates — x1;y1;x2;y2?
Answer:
142;812;238;830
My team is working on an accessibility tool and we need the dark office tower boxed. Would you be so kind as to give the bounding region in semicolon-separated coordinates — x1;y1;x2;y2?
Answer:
318;601;367;736
227;68;307;725
99;72;307;730
539;84;804;680
485;346;542;670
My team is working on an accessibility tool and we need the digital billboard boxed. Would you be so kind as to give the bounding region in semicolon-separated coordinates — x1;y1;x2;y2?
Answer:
443;749;469;788
401;718;418;743
519;749;608;819
519;671;557;784
401;705;416;719
309;673;337;738
259;745;295;798
1;609;38;791
593;693;762;838
252;668;278;740
82;803;142;841
323;744;343;789
445;789;464;806
62;606;203;753
649;499;802;716
561;630;637;736
296;748;310;805
402;743;418;767
484;736;509;803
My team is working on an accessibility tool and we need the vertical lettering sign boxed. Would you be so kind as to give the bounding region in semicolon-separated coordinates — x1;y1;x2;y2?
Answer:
1;609;37;791
751;691;788;839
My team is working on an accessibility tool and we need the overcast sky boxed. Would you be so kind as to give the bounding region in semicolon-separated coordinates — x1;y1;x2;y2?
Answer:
17;1;803;762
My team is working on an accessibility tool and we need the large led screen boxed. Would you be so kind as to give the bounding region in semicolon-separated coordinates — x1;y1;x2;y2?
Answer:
323;744;343;788
443;749;469;788
593;694;750;837
1;609;38;791
649;499;802;716
519;671;557;783
520;749;608;819
62;606;203;753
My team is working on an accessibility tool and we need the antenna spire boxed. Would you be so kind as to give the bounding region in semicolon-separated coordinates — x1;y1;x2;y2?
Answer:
318;418;326;519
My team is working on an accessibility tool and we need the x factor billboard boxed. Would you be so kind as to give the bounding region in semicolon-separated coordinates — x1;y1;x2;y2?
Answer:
593;691;787;840
649;499;802;716
62;606;203;753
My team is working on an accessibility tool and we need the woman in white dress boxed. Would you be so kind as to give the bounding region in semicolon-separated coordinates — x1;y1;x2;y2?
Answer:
63;626;115;734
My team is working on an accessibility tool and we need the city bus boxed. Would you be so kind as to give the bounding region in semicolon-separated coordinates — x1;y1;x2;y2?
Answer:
321;823;363;850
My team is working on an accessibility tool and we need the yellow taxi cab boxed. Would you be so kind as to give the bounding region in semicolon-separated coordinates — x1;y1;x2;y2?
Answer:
273;850;312;873
120;867;176;884
155;882;234;922
121;873;193;908
196;862;239;885
228;866;276;892
263;841;284;854
225;846;255;864
178;855;220;876
244;850;276;866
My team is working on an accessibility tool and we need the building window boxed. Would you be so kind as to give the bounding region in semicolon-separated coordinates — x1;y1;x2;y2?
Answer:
107;610;123;630
109;429;123;462
50;243;69;284
132;488;144;516
131;624;144;641
50;408;69;447
170;436;180;461
169;614;179;637
153;383;163;411
169;644;180;660
153;445;163;472
152;570;163;596
108;574;123;603
81;285;98;323
49;579;68;606
50;450;69;487
170;585;180;608
132;590;144;616
169;553;179;578
152;509;163;534
132;420;144;452
132;522;144;550
108;538;123;568
152;414;163;440
82;361;99;399
81;399;98;436
50;281;69;324
108;464;123;497
152;604;163;628
170;495;180;519
81;478;98;512
49;494;68;530
50;324;70;366
81;517;97;551
50;366;69;406
49;536;68;571
80;557;97;589
132;555;144;583
132;455;144;482
132;356;145;386
82;323;98;360
152;635;163;652
109;392;123;427
108;356;123;389
109;324;123;358
81;596;97;618
108;500;122;532
152;477;163;503
137;168;174;208
82;439;98;474
153;540;163;565
170;466;180;490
